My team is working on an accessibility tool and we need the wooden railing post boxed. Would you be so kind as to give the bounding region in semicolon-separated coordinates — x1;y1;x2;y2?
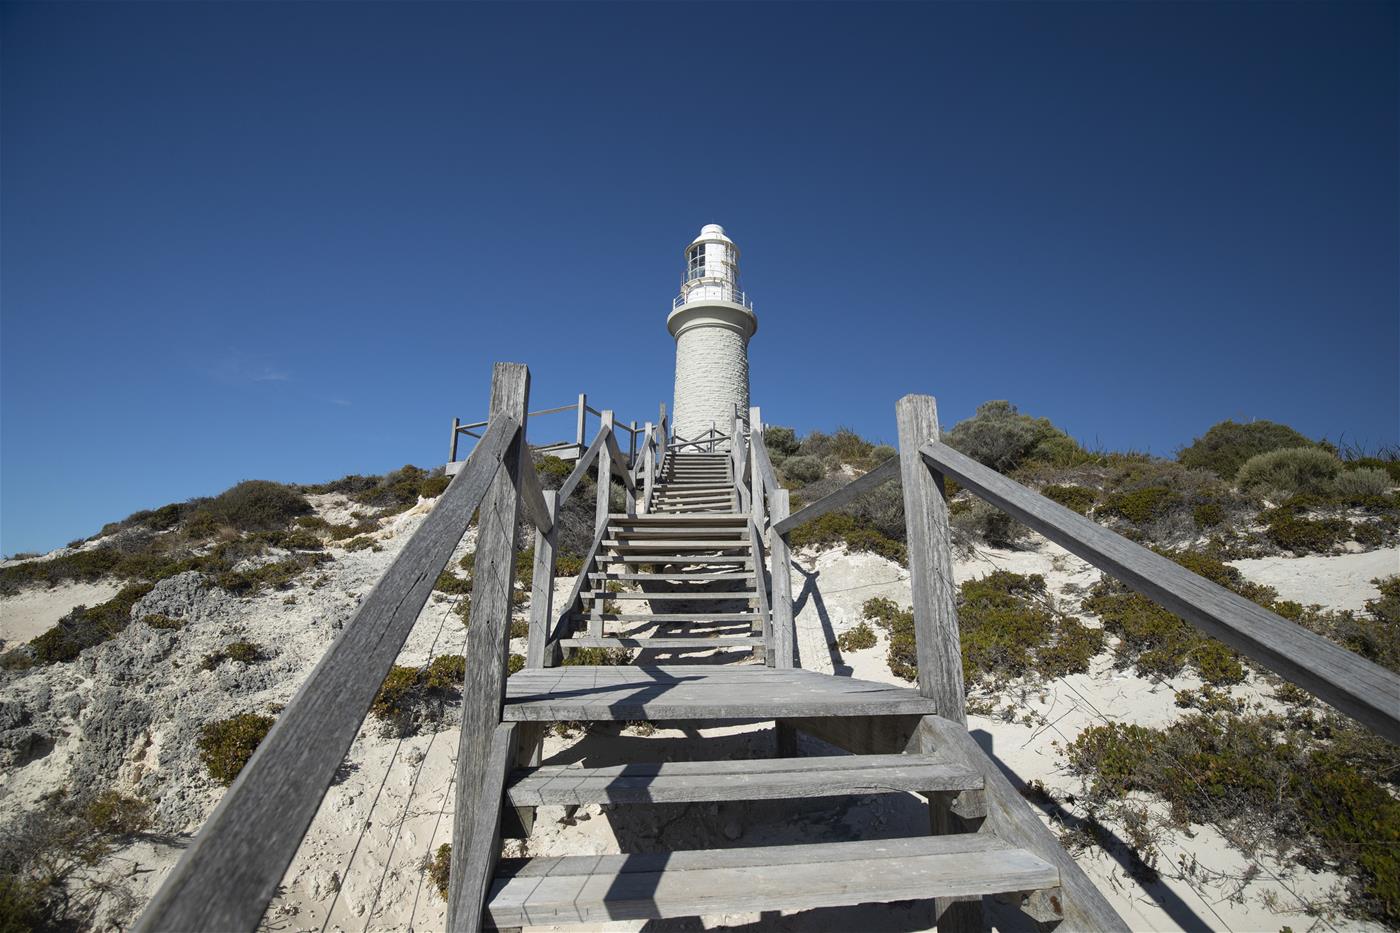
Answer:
447;362;531;932
596;410;614;534
641;421;655;515
449;416;460;463
770;489;795;668
629;420;638;467
575;393;587;454
895;395;964;722
748;407;766;532
895;394;976;932
526;490;558;669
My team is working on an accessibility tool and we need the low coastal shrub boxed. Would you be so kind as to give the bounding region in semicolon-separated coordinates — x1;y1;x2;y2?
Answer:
429;843;452;899
764;426;800;458
862;597;917;681
140;613;185;630
836;621;877;652
1041;484;1096;515
196;480;313;532
349;465;447;514
1099;487;1181;526
198;713;276;785
790;512;907;565
4;583;154;670
1178;419;1320;479
781;455;825;486
370;656;468;736
1336;467;1393;501
950;500;1027;549
946;401;1088;474
1236;447;1343;500
958;571;1103;683
200;640;266;670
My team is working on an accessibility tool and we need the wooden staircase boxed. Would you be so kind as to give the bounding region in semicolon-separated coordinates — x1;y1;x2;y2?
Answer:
477;448;1065;929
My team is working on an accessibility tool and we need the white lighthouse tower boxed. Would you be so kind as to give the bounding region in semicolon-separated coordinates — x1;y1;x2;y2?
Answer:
668;224;758;450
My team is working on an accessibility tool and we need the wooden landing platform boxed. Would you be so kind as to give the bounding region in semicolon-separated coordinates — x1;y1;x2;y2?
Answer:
504;665;939;721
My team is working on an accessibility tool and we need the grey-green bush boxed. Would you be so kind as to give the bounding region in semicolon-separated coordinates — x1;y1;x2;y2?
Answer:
1236;447;1342;499
1336;467;1393;501
946;401;1085;474
764;426;800;457
1178;419;1319;479
782;455;826;486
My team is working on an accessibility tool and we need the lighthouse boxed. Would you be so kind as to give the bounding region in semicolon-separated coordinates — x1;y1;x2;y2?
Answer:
668;224;758;450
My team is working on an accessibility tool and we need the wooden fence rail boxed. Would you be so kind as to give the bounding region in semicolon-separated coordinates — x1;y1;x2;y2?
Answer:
918;437;1400;743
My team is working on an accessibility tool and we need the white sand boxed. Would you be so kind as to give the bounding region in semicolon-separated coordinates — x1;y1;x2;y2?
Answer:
1230;548;1398;612
0;579;123;648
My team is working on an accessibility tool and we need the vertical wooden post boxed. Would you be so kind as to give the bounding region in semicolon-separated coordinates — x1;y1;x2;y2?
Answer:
576;393;587;454
749;407;766;532
895;394;978;933
629;420;638;467
641;421;655;515
727;407;737;456
447;363;530;932
449;417;460;463
894;395;964;721
769;489;795;669
658;401;667;442
596;410;614;534
526;491;558;669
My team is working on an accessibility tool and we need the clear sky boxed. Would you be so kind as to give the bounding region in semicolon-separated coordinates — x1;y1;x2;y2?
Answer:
2;1;1396;555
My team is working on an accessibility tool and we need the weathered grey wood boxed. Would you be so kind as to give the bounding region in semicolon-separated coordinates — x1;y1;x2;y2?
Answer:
559;636;764;649
604;427;637;491
556;426;606;506
516;450;551;534
505;754;982;806
583;590;755;601
779;715;924;756
449;416;460;463
453;722;520;932
447;362;531;932
748;520;773;665
600;554;754;564
641;421;656;514
525;490;558;669
575;392;586;448
504;665;939;721
595;411;614;535
896;396;965;724
486;835;1058;927
584;611;764;622
748;407;767;531
771;456;898;537
590;571;754;582
607;512;747;522
610;526;749;537
920;438;1400;743
133;414;519;933
913;715;1130;932
769;489;796;669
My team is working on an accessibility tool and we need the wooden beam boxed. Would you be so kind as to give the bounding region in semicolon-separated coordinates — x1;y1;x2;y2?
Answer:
912;715;1130;932
452;722;521;932
641;421;655;515
896;396;964;724
596;411;614;536
771;457;898;537
769;489;796;669
748;407;768;532
447;362;531;932
750;519;773;666
575;393;587;448
526;491;558;669
133;412;519;933
556;426;606;507
920;437;1400;743
449;416;460;463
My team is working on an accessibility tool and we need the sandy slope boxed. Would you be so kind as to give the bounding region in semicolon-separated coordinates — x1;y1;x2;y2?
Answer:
0;580;123;648
1;491;1394;932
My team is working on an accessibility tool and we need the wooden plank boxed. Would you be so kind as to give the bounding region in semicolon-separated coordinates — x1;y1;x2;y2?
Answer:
896;396;965;724
556;425;605;507
516;448;552;534
780;715;923;756
504;665;939;721
749;407;768;532
590;571;755;582
607;512;747;522
525;491;558;669
575;393;586;447
559;636;763;649
486;836;1057;927
605;426;637;492
595;411;614;537
769;489;796;669
641;421;656;514
920;438;1400;743
447;362;531;932
133;409;519;933
505;754;982;806
772;456;898;537
585;612;764;621
600;554;753;564
582;591;756;601
452;722;519;932
913;715;1129;931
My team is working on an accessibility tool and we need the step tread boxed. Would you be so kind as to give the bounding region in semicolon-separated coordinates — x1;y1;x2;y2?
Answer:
589;572;756;581
485;835;1058;926
559;636;764;650
601;556;754;564
505;753;983;805
583;611;764;621
582;591;757;600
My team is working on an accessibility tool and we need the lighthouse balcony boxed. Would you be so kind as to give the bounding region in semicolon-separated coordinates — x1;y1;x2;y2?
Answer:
673;282;753;311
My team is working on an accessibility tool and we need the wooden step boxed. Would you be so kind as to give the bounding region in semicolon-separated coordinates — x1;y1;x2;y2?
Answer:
600;555;753;564
609;528;749;538
485;835;1058;927
584;612;764;622
559;636;764;650
604;540;750;551
610;513;746;522
590;572;755;582
582;591;757;601
505;753;983;806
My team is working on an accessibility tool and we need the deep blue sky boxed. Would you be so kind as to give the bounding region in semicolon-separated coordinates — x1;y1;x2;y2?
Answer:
3;1;1396;554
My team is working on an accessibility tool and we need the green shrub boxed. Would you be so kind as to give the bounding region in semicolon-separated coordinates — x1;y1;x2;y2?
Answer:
198;713;276;785
781;455;825;485
21;583;154;667
429;843;451;899
946;401;1086;474
764;426;800;457
214;554;327;595
798;428;877;468
959;571;1104;684
198;480;313;532
1192;502;1224;527
201;640;267;670
563;647;631;666
371;665;424;723
1344;455;1400;484
863;597;917;681
350;465;445;514
790;512;907;565
837;622;877;652
1264;510;1349;554
509;618;529;639
140;613;185;630
1336;467;1393;502
343;535;377;551
1179;419;1320;479
435;570;471;594
536;455;572;487
950;500;1027;549
1236;446;1343;500
1100;486;1181;526
371;656;471;735
508;653;525;675
554;552;584;577
1041;484;1096;515
424;654;466;689
420;475;451;499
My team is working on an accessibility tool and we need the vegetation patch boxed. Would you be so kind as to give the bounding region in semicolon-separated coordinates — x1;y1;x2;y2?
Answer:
959;571;1104;683
200;640;267;670
1065;711;1400;925
1041;484;1096;515
563;647;631;666
429;843;452;899
1100;486;1181;526
946;400;1089;474
369;656;467;737
836;621;877;653
213;553;328;595
1236;446;1343;500
198;713;276;785
2;583;155;670
345;465;449;514
140;613;185;631
1178;419;1321;480
790;512;907;565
